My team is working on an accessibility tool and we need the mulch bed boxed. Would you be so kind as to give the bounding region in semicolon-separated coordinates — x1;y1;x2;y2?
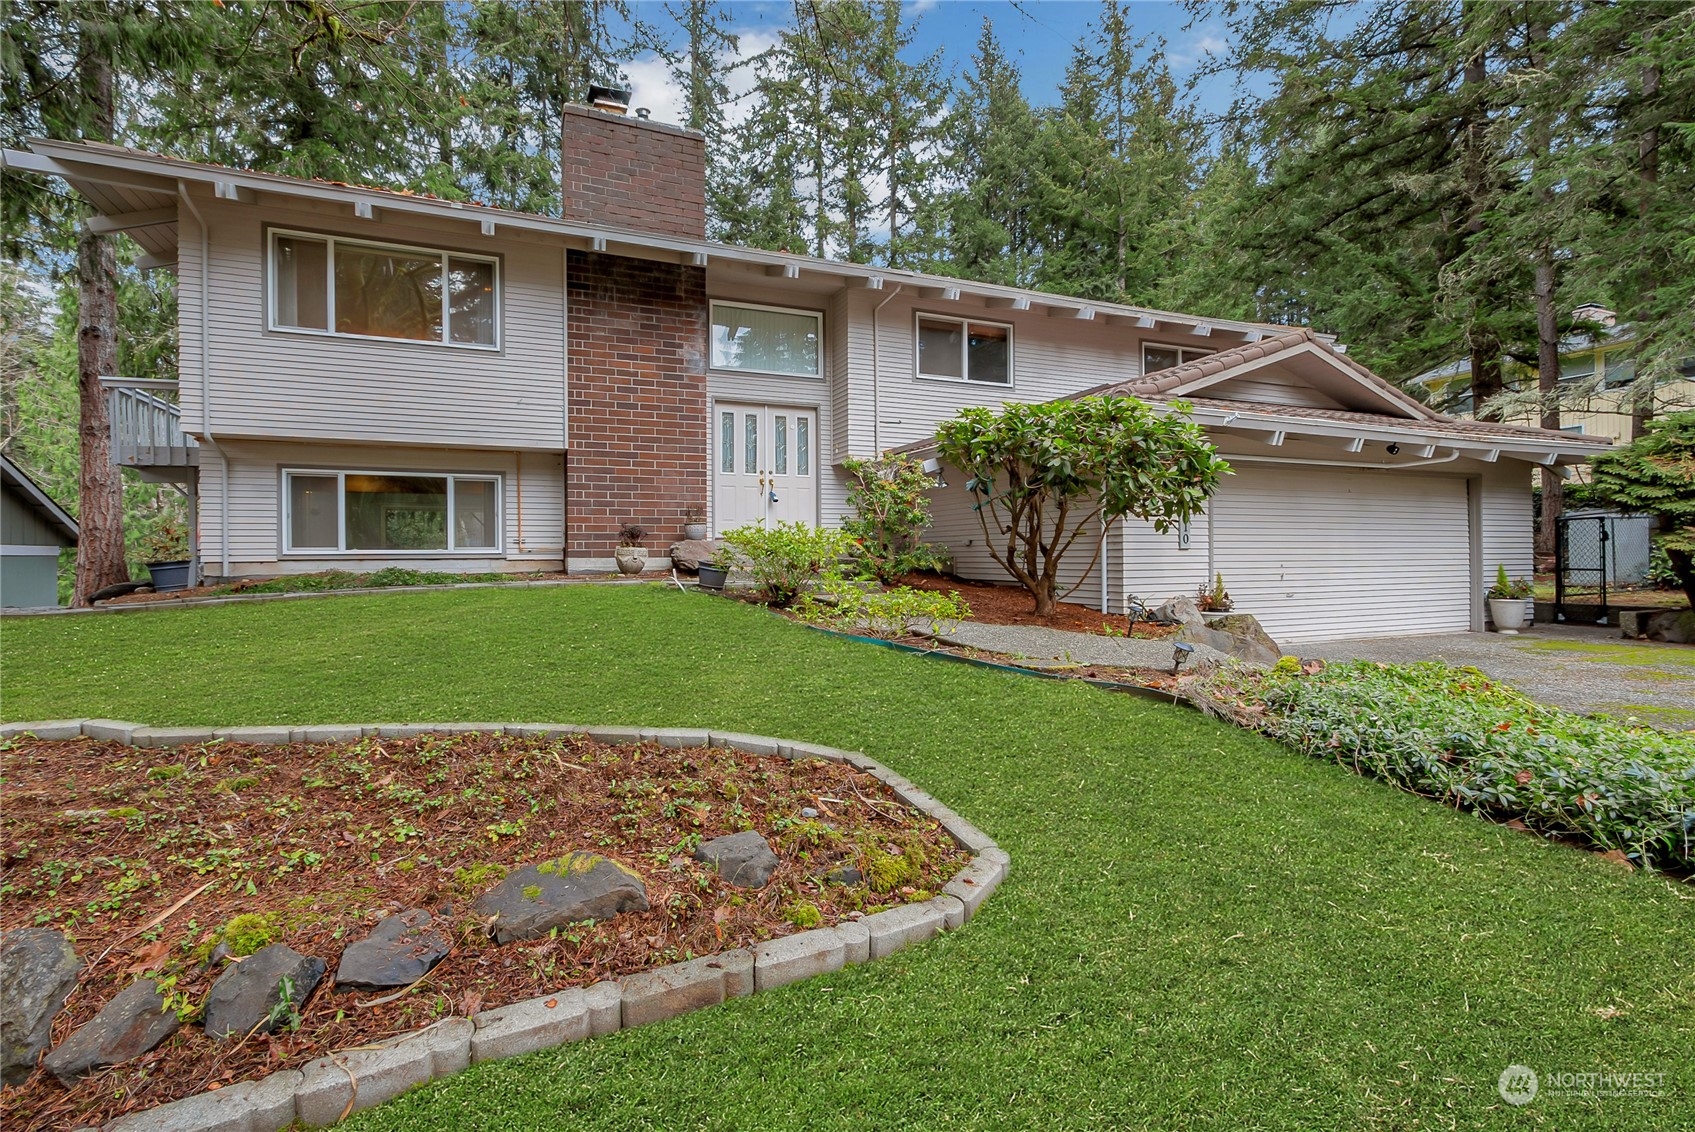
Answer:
0;732;964;1131
894;572;1177;638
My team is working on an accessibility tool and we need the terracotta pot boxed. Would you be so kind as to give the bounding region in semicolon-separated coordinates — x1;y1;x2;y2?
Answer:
614;546;648;575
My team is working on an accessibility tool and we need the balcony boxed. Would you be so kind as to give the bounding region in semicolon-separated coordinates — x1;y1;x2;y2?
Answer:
102;378;198;481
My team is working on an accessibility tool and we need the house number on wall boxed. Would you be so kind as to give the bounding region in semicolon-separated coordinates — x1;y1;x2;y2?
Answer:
1177;519;1191;550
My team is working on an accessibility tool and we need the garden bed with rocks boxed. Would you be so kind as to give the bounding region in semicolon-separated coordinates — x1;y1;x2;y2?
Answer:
0;728;968;1130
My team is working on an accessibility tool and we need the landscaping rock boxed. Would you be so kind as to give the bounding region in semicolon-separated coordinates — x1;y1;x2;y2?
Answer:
202;944;326;1040
693;831;780;888
1176;613;1282;667
667;539;717;572
1148;594;1204;626
335;909;452;990
472;852;650;945
42;978;179;1083
0;928;81;1085
1641;609;1695;644
824;863;863;886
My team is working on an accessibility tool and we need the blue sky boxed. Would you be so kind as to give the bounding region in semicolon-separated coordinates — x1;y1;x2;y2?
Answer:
621;1;1241;127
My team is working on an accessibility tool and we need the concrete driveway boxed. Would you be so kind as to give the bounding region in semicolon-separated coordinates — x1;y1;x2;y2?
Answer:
1302;623;1695;730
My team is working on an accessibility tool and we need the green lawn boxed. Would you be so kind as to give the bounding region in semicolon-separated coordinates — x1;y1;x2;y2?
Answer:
3;586;1691;1130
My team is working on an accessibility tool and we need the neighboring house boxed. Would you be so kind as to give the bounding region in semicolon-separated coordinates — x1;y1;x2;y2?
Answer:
1410;305;1695;446
1;454;77;608
0;96;1607;639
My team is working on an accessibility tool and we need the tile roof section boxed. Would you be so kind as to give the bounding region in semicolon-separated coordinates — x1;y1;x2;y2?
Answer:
1151;396;1597;445
1074;327;1439;421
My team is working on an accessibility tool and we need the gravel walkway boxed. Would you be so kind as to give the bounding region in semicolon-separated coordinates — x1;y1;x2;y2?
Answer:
932;621;1235;669
1301;623;1695;725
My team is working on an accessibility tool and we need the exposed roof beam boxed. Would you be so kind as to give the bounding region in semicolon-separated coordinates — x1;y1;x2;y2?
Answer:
213;180;255;204
850;275;885;290
766;263;801;279
480;219;496;237
985;296;1031;310
1536;452;1558;466
1135;315;1157;328
1048;305;1095;320
1416;444;1437;458
919;285;959;301
1344;437;1365;453
688;251;709;267
1191;323;1213;337
353;200;375;220
84;206;176;234
1267;430;1285;446
590;236;607;252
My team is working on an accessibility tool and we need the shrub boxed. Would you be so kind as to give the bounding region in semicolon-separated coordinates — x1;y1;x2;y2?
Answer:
1486;563;1533;600
795;578;971;638
719;522;854;606
1196;660;1695;869
840;454;950;584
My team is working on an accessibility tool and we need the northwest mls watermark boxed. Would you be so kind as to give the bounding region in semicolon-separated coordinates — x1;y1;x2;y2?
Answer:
1498;1063;1670;1105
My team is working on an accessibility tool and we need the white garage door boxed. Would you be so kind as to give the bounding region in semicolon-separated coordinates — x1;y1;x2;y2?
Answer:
1210;466;1473;643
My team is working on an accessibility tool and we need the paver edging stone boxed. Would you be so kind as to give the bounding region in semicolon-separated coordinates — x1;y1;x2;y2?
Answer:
1;720;1006;1131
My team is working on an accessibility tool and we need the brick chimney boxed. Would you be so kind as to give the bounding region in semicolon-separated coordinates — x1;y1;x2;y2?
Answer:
560;96;706;240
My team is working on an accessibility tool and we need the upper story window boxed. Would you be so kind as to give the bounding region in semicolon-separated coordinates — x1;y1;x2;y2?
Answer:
916;314;1011;385
710;301;822;377
1143;344;1212;374
269;229;499;349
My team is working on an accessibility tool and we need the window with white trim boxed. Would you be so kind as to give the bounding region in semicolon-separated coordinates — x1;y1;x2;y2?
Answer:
916;314;1011;385
710;302;822;377
284;470;502;553
269;229;499;348
1142;344;1213;374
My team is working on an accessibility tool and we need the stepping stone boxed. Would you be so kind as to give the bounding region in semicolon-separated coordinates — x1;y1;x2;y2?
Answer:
0;928;81;1085
42;978;179;1083
694;831;779;889
203;944;326;1040
336;910;451;990
472;852;650;945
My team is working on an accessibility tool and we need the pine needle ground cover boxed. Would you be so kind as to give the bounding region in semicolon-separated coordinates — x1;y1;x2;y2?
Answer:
2;586;1691;1131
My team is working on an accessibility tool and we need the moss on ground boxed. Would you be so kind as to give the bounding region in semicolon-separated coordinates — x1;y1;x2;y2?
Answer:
1518;638;1695;670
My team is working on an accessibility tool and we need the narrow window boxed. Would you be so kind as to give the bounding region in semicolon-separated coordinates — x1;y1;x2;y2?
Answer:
774;415;788;474
720;411;736;473
288;474;339;549
744;413;759;474
796;417;810;476
273;235;328;331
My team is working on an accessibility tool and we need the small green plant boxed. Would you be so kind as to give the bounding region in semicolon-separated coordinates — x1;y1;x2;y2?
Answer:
796;579;971;639
1486;563;1534;600
840;454;951;584
220;912;280;957
265;973;303;1032
786;901;823;929
1196;572;1233;612
719;522;855;606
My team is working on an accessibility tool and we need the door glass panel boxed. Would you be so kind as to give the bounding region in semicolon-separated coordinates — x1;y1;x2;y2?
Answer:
774;415;788;474
453;478;498;549
288;474;339;549
720;411;735;473
344;474;448;550
796;417;810;476
744;413;759;474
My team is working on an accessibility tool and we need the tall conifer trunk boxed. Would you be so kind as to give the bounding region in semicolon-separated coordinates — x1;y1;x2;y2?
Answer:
1530;13;1562;565
72;25;129;605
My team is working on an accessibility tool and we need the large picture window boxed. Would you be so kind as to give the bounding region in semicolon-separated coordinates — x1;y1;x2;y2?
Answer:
270;229;499;348
710;302;822;377
284;470;502;553
916;314;1011;385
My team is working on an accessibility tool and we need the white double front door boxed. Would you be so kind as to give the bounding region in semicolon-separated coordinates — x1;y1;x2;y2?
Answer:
713;402;818;533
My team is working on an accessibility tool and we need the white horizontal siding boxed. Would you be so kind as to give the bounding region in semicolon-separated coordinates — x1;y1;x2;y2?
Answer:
1207;374;1348;409
196;439;563;579
178;191;567;450
1478;461;1535;584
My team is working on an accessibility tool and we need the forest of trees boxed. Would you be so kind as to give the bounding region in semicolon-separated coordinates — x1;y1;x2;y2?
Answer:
3;0;1691;598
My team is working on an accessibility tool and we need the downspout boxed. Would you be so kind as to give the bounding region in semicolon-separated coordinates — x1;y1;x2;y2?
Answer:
560;245;571;571
869;284;903;454
178;181;227;579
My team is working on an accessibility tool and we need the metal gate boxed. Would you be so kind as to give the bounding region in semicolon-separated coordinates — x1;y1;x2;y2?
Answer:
1555;511;1654;623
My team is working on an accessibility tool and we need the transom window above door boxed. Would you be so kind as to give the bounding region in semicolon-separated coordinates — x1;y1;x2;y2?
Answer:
269;229;499;349
916;314;1011;385
710;302;822;378
1143;344;1213;374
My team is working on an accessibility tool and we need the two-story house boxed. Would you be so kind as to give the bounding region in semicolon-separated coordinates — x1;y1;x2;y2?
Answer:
3;95;1606;640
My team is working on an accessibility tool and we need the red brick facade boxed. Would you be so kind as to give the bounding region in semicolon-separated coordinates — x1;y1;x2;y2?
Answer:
560;105;707;240
566;250;708;558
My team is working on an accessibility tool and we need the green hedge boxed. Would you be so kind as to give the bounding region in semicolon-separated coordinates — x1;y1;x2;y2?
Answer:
1200;660;1695;870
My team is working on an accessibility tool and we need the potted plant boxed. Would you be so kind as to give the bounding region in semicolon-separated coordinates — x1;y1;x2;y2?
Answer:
613;524;649;574
138;517;194;593
681;506;708;542
696;560;730;590
1195;572;1234;620
1486;564;1534;632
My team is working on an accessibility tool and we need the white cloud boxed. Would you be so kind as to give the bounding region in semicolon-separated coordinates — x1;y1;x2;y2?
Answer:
1168;28;1228;73
625;28;783;129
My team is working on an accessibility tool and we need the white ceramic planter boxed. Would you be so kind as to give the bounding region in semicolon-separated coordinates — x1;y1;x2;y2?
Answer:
1488;597;1530;632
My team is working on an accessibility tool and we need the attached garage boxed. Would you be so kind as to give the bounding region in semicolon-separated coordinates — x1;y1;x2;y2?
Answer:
1208;465;1472;643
